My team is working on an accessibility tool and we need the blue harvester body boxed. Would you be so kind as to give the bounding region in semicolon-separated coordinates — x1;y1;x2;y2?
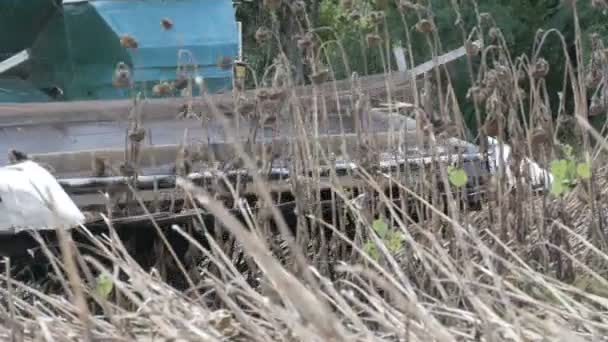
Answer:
0;0;239;102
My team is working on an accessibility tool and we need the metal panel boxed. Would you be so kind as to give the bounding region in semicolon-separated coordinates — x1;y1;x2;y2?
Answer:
0;0;238;102
90;0;238;89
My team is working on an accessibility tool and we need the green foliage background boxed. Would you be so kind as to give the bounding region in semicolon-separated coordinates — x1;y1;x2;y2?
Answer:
235;0;608;135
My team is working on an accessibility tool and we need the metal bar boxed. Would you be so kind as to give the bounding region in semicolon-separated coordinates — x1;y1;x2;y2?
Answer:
58;152;487;196
392;46;407;72
237;21;243;61
409;41;480;76
0;50;30;75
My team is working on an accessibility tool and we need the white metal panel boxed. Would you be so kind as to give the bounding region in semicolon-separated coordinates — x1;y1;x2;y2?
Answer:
0;50;30;75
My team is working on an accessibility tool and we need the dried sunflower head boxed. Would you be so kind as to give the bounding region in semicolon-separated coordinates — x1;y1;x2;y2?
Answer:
291;0;306;15
366;33;383;47
398;0;420;13
369;11;385;25
488;27;500;41
341;0;353;10
531;58;549;79
119;34;138;49
375;0;388;9
263;0;282;11
296;32;314;51
465;40;481;57
311;69;330;85
153;81;173;96
590;95;606;117
160;17;173;30
415;19;434;34
112;62;131;88
255;27;272;44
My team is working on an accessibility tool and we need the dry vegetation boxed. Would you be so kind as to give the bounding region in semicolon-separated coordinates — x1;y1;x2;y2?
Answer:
3;0;608;341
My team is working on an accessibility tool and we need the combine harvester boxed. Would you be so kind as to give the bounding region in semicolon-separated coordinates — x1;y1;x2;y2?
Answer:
0;0;239;102
0;0;551;262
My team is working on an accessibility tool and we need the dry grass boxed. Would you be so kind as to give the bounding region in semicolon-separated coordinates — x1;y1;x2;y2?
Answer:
2;0;608;341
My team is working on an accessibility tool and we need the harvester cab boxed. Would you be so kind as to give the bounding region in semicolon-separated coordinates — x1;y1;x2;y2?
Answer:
0;0;240;102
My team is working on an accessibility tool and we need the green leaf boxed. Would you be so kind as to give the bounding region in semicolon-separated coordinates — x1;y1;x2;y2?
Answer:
576;162;591;180
386;232;404;253
95;273;114;299
448;166;468;188
550;159;569;180
363;241;379;261
372;218;389;238
551;181;565;196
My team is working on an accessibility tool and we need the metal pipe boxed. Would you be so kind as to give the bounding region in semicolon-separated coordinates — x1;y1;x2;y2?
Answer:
237;21;243;61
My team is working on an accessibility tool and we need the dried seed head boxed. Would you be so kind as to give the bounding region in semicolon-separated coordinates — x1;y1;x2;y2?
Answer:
236;99;256;116
297;32;314;51
517;69;527;83
591;0;608;9
174;145;192;176
532;58;550;79
217;56;233;70
531;128;550;147
257;89;271;102
375;0;388;10
369;11;385;25
263;0;282;11
366;33;383;47
129;128;146;143
92;157;106;177
263;115;277;127
311;69;330;84
398;0;419;13
153;81;173;96
120;34;138;49
483;70;498;89
485;90;502;115
119;163;136;177
341;0;353;10
466;86;488;105
590;32;602;48
349;10;362;21
291;0;306;15
465;40;481;56
174;73;188;90
160;18;173;30
515;87;527;101
8;149;28;164
483;115;501;137
268;88;287;101
495;64;510;79
590;96;605;117
255;27;272;44
592;50;606;65
415;19;434;34
112;62;131;88
488;27;500;41
207;310;240;338
586;70;602;89
480;12;492;22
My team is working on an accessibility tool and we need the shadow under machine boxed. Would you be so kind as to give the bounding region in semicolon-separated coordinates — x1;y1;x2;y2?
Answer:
0;0;241;102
